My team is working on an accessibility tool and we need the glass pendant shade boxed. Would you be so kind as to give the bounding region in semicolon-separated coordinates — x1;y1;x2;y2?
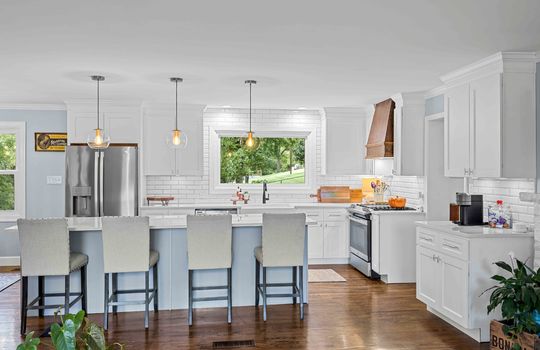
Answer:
243;131;259;150
166;128;188;149
87;128;110;150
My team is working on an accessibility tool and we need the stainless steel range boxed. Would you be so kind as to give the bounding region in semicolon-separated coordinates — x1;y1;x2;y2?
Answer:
348;204;416;278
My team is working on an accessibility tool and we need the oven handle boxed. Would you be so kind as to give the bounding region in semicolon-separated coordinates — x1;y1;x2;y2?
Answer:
348;215;369;225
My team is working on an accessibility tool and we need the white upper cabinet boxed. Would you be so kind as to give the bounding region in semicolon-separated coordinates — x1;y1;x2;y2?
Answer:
66;100;141;144
441;52;536;178
391;92;425;176
322;107;370;175
142;104;205;176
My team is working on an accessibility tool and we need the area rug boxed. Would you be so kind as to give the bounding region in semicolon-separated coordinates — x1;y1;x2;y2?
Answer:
0;272;20;292
308;269;346;283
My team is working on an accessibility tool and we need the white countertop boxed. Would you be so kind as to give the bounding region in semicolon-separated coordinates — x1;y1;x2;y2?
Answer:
371;209;425;216
141;202;355;210
415;221;533;238
6;214;316;232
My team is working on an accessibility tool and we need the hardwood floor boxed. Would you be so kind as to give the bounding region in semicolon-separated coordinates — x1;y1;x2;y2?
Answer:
0;265;488;349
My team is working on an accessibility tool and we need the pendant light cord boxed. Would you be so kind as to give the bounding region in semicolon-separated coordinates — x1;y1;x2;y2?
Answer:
249;82;252;132
96;78;100;129
175;79;179;130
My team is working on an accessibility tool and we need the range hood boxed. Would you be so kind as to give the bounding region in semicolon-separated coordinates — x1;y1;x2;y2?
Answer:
365;98;395;159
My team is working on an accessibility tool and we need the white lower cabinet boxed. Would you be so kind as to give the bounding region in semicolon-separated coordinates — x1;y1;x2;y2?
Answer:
415;224;534;342
323;220;348;259
307;223;324;259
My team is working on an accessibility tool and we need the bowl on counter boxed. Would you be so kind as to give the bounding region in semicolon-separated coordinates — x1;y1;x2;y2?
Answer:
388;196;407;208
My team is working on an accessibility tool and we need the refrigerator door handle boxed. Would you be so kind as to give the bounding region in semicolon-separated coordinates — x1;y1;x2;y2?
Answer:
100;151;105;216
94;151;100;216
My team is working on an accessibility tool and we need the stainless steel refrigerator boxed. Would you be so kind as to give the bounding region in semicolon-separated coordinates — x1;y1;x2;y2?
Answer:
65;145;138;217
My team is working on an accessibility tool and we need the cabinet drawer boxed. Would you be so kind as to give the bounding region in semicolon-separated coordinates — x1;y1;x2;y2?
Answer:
439;235;469;261
140;208;169;216
300;209;323;222
324;209;347;222
416;228;438;248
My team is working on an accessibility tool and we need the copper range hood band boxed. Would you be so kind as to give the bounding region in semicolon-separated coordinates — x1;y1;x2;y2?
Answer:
365;98;395;159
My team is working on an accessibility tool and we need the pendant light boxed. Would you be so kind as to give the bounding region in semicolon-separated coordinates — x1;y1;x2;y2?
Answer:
166;77;188;149
244;80;259;149
86;75;110;149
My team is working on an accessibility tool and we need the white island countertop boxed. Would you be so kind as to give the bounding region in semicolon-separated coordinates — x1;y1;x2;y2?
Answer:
415;221;533;238
6;214;316;232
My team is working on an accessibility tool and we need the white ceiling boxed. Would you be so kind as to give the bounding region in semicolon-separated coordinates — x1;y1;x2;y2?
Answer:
1;0;539;109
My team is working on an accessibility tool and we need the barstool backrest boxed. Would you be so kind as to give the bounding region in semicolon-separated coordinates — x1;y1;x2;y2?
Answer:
102;216;150;273
262;213;306;267
187;215;232;270
17;218;70;277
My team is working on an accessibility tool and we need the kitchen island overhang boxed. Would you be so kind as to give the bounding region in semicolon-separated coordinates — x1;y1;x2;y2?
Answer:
10;214;312;315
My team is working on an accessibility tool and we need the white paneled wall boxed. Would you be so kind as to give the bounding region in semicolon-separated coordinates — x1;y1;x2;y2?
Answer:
145;108;425;206
383;176;425;209
470;178;535;225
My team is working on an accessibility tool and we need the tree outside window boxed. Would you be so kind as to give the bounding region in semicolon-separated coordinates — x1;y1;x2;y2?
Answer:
0;133;16;210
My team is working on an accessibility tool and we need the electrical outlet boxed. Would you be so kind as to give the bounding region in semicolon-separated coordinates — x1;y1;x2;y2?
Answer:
46;176;62;185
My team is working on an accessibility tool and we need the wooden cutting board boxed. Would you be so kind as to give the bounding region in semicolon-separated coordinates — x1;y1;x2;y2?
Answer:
319;186;350;203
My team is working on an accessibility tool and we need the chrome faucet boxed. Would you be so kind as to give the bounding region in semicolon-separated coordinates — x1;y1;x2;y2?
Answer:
262;181;270;204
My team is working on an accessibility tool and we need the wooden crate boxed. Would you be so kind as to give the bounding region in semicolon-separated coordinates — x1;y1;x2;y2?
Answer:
490;320;540;350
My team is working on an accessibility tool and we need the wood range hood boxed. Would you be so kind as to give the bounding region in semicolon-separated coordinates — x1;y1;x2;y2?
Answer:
365;98;395;159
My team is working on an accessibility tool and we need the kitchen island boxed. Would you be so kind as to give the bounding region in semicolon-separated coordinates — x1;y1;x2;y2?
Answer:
11;214;312;315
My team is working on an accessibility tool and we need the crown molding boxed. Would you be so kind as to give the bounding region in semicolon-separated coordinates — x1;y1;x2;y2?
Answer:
0;103;66;111
424;85;446;99
390;92;426;108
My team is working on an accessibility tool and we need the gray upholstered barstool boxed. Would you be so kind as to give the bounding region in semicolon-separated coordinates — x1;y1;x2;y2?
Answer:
254;213;306;321
101;216;159;330
17;218;88;335
187;214;233;325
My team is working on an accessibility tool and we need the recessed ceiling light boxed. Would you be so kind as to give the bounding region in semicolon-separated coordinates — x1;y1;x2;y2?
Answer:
222;105;232;108
298;107;307;110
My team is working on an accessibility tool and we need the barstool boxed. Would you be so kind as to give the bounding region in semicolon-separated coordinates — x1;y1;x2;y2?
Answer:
17;218;88;335
101;216;159;330
187;214;233;325
254;213;306;321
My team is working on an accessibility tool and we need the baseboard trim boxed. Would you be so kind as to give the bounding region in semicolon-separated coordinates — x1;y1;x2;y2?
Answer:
0;256;20;266
308;258;349;265
426;306;484;342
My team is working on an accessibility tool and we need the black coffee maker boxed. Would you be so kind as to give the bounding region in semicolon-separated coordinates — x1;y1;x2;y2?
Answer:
452;193;484;226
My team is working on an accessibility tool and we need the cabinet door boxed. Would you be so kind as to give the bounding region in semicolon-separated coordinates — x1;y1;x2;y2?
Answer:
416;246;440;308
444;84;470;177
470;74;502;178
371;215;380;273
176;105;204;176
308;223;324;259
323;221;349;258
143;114;176;176
440;254;469;327
324;116;369;175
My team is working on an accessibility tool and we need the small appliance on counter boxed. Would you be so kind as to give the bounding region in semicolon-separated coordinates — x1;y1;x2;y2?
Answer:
450;193;483;226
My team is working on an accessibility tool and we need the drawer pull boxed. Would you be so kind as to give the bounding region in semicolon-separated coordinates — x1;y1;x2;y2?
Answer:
443;242;460;250
420;236;433;242
328;214;343;217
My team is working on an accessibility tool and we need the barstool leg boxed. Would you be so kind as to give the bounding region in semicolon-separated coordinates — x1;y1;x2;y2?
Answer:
153;264;158;312
20;276;28;335
299;265;304;320
262;267;267;321
144;271;149;329
112;273;118;314
255;260;260;307
292;266;297;305
103;273;109;330
227;268;232;324
38;276;45;317
64;275;70;315
188;270;193;326
81;266;87;314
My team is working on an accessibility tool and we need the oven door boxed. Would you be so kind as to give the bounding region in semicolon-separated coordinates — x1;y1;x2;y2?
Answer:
348;215;371;261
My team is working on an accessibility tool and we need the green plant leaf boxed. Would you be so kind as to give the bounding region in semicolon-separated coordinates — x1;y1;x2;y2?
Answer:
16;331;41;350
495;261;513;272
51;319;77;350
84;322;107;350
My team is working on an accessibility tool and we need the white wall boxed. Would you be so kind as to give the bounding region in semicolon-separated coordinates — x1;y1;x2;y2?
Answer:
145;107;425;205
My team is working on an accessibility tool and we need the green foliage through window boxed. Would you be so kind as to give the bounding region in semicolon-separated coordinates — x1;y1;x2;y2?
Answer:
220;136;305;184
0;134;16;170
0;133;16;211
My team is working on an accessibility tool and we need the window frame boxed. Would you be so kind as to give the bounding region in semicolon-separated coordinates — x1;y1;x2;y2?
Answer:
209;127;316;194
0;121;25;221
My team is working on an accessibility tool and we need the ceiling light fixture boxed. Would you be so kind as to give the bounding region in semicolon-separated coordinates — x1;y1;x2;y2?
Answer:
167;77;188;149
244;80;258;149
86;75;110;149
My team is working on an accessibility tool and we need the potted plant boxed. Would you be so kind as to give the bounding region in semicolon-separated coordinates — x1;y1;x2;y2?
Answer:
484;257;540;350
17;309;124;350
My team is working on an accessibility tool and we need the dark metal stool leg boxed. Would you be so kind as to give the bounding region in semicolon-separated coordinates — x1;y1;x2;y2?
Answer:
262;267;267;321
299;266;304;320
227;268;232;324
144;271;149;329
103;273;109;330
112;273;118;314
20;276;28;335
255;260;260;307
64;275;70;315
292;266;297;305
188;270;193;326
81;266;87;314
38;276;45;317
153;264;158;312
